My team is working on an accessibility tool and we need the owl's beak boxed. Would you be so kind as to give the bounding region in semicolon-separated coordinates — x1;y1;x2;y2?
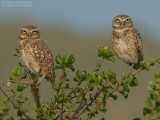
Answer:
28;33;31;38
121;22;124;27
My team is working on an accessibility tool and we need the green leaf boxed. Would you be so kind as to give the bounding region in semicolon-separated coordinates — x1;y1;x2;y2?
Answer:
97;46;115;62
156;101;160;108
17;111;22;117
15;48;19;54
88;83;94;91
148;59;155;66
148;81;155;91
13;54;18;56
150;93;158;101
67;55;75;64
2;107;10;115
65;83;70;89
25;97;29;101
132;118;141;120
9;117;14;120
89;112;95;117
143;107;152;116
2;96;7;104
119;86;130;99
140;61;149;71
67;65;75;72
123;78;131;87
51;83;58;90
58;93;64;101
17;85;24;92
17;67;22;78
22;71;27;79
92;72;97;81
146;97;152;106
129;77;139;87
18;62;23;67
101;118;105;120
12;67;20;77
153;71;160;79
110;94;117;100
97;75;103;84
55;56;60;64
106;69;116;80
55;65;64;70
9;76;13;80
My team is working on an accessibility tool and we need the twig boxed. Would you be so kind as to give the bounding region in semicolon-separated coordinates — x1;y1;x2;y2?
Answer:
64;59;104;120
57;66;66;94
52;110;65;120
42;66;66;116
75;80;110;120
147;106;156;120
64;80;90;120
132;56;160;76
147;89;160;120
8;80;33;84
7;86;36;111
64;81;82;100
0;86;36;120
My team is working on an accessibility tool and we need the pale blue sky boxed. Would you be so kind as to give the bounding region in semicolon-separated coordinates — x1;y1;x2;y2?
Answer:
1;0;160;43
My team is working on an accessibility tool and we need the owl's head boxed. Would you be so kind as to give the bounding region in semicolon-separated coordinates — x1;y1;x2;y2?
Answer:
19;25;40;40
112;15;133;30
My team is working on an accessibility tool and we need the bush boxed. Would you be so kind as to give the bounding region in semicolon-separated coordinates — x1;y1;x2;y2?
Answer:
0;46;160;120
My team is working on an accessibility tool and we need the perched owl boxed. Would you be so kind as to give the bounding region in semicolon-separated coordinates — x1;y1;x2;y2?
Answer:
112;15;143;69
19;25;55;84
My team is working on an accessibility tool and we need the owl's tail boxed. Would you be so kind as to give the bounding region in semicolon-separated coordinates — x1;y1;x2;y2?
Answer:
46;76;56;83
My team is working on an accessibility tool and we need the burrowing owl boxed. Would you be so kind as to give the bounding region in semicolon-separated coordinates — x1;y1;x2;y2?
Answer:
19;25;55;84
112;15;143;70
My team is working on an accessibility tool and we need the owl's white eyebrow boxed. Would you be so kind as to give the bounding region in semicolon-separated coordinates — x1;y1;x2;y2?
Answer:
31;29;38;32
21;28;28;31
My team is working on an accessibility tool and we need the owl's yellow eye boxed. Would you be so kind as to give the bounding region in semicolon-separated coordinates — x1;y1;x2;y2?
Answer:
125;19;130;22
116;19;120;23
32;31;37;34
22;30;27;34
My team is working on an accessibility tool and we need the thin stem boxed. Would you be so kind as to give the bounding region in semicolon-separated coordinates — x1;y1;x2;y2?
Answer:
64;81;90;119
0;86;36;120
42;66;66;117
75;80;110;120
147;106;156;120
147;90;160;120
8;80;33;84
132;56;160;76
63;59;104;120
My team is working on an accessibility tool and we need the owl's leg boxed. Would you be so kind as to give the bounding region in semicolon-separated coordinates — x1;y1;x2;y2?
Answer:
126;64;134;77
122;64;129;78
37;72;46;85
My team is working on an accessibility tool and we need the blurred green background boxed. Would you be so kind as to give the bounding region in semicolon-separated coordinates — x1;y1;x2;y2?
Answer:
0;0;160;119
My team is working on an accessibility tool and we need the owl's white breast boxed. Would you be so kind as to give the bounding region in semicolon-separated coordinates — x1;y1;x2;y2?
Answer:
114;38;137;64
118;39;127;53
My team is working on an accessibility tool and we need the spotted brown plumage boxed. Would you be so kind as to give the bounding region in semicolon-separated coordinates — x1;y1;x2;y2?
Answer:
19;25;55;84
112;15;143;69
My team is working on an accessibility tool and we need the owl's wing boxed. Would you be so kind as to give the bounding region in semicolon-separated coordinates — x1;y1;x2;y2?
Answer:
132;28;143;69
30;39;55;83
